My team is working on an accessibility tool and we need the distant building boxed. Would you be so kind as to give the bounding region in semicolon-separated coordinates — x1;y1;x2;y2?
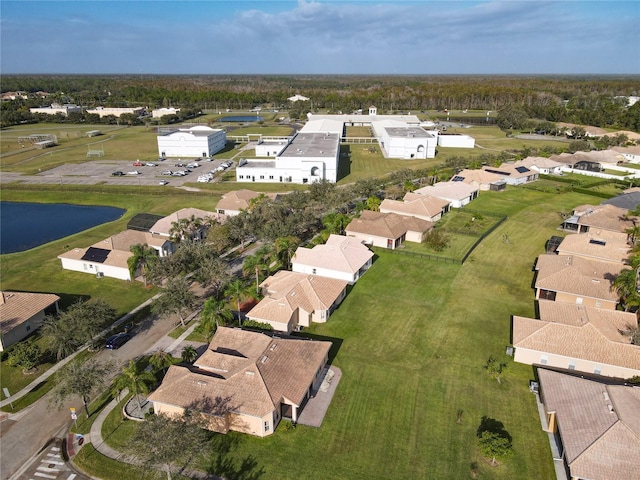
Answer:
288;94;310;102
437;133;475;148
86;106;146;118
30;104;82;116
152;107;181;118
157;125;226;158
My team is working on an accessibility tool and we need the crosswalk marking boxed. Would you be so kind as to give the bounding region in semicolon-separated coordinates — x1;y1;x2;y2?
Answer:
41;459;65;465
67;474;77;480
46;453;59;457
34;472;57;479
51;447;60;452
37;465;60;472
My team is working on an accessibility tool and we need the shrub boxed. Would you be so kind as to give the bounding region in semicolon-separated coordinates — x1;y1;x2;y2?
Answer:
7;341;41;372
424;229;450;252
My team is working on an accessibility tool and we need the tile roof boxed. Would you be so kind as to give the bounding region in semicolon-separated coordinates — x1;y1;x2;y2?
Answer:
450;169;504;184
291;234;373;274
534;254;622;302
150;208;219;236
149;327;331;419
538;369;640;480
215;189;262;212
380;193;450;219
513;301;640;371
481;164;536;179
516;156;564;169
571;204;637;233
249;271;348;325
0;291;60;335
346;210;432;239
414;181;479;200
556;231;630;265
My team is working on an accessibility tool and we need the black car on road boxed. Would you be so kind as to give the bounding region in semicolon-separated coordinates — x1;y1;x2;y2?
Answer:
111;171;125;176
104;332;131;349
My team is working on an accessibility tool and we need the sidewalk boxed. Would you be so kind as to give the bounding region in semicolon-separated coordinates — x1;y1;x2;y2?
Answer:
0;293;162;410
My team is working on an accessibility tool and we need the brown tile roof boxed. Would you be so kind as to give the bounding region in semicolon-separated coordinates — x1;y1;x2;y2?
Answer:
150;208;219;236
556;231;630;265
513;302;640;371
215;189;262;212
572;204;637;233
149;327;331;419
291;234;373;275
534;254;621;302
451;168;504;184
380;193;449;219
538;369;640;480
345;210;432;239
0;291;60;335
249;271;348;325
516;157;564;170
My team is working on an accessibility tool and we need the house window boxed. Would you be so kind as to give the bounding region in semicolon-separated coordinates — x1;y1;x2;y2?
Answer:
594;365;602;375
269;175;274;180
540;355;548;365
264;421;270;432
312;268;317;274
239;175;244;179
260;175;264;180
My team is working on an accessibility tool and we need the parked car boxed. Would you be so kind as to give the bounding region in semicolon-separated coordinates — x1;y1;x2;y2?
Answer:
104;332;131;349
159;180;169;185
146;162;157;167
132;161;144;166
111;171;125;176
187;162;200;168
161;170;173;175
172;171;186;176
127;170;141;175
175;163;186;168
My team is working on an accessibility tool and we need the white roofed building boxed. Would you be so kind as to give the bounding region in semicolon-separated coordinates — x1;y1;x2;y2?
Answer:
86;106;146;118
30;104;82;116
157;125;226;158
152;107;181;118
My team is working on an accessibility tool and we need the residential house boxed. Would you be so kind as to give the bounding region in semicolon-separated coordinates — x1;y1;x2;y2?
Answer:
58;229;173;281
537;368;640;480
414;181;479;208
612;145;640;164
602;190;640;211
247;271;348;333
534;254;622;310
560;204;637;234
148;326;332;436
380;192;451;222
514;156;564;175
512;300;640;378
291;234;374;284
450;169;506;191
555;231;630;266
481;164;539;185
149;208;222;241
0;291;60;351
215;190;262;216
345;210;433;249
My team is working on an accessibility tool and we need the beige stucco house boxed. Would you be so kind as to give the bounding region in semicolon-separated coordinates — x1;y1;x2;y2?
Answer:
513;300;640;378
149;207;222;240
380;192;451;222
561;203;637;235
291;234;374;284
534;254;622;309
537;368;640;480
0;291;60;351
215;189;262;216
481;164;539;185
345;210;433;249
555;231;630;266
247;271;348;333
148;327;332;437
450;169;506;191
414;181;479;208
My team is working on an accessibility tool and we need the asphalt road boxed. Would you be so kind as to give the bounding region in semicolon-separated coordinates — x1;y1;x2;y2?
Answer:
0;313;175;480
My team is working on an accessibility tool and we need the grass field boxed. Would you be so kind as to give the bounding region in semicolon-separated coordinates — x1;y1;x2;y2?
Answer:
63;186;602;480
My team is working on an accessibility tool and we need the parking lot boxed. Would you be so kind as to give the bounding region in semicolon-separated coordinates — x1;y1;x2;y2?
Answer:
0;158;233;187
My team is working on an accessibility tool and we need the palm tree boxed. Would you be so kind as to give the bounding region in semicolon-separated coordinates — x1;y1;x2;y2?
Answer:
149;350;174;376
274;236;300;269
322;212;350;235
612;268;640;312
181;345;198;364
224;279;252;325
365;196;381;212
127;244;158;287
243;245;273;294
169;215;204;243
197;298;233;342
112;360;155;411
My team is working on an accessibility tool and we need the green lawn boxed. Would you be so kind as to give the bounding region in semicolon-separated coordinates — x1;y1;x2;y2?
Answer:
71;187;597;480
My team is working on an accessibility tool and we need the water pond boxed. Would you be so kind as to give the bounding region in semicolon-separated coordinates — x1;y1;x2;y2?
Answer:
1;202;125;254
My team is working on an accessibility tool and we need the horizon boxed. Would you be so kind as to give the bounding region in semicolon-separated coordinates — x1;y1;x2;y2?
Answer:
1;1;639;76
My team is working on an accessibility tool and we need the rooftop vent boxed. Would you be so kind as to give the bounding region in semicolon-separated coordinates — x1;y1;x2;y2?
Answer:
196;380;208;387
603;391;610;401
261;356;268;364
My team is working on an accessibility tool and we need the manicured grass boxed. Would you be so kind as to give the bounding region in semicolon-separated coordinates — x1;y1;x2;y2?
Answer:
102;395;139;451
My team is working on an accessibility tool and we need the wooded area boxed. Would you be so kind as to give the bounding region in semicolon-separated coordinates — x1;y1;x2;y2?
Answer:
2;75;639;131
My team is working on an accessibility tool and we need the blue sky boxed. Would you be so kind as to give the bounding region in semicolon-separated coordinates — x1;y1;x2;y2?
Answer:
1;1;638;74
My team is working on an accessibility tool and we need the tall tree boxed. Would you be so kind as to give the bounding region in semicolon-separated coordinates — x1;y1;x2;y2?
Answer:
224;279;252;324
274;236;300;269
197;297;233;342
50;359;112;417
149;350;175;376
127;244;158;287
181;345;198;364
152;277;198;327
612;268;640;312
322;212;350;235
127;412;207;480
112;359;155;410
